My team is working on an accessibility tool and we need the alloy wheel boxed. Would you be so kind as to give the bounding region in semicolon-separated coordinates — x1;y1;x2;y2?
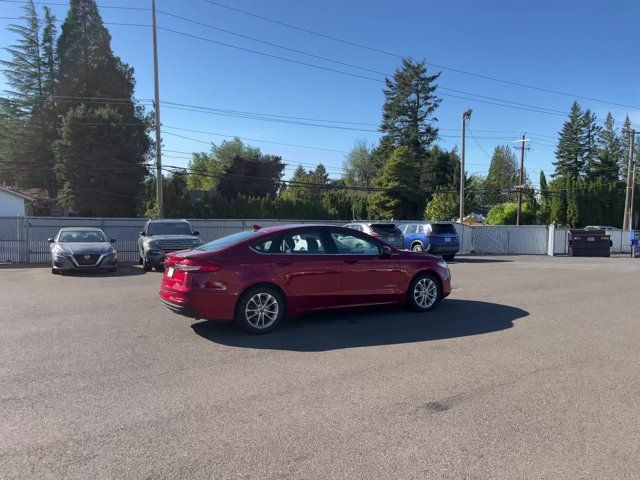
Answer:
245;293;280;329
413;277;438;309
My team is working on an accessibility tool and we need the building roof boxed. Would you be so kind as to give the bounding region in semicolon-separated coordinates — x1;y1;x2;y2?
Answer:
0;186;36;202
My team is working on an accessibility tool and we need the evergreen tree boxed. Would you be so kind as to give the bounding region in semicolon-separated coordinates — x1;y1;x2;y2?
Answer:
54;105;149;216
53;0;151;215
539;171;551;223
379;59;441;160
368;146;421;219
0;0;59;194
549;177;568;225
582;109;601;181
421;145;457;197
620;115;634;183
554;101;584;180
485;145;519;205
280;165;309;203
593;112;624;182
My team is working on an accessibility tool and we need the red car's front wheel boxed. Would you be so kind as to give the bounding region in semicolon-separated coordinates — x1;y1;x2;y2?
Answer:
235;286;285;334
408;273;441;312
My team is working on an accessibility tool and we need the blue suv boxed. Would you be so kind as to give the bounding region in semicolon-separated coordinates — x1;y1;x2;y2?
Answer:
399;222;460;260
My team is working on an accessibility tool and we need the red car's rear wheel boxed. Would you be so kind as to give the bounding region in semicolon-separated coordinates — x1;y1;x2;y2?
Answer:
235;286;285;334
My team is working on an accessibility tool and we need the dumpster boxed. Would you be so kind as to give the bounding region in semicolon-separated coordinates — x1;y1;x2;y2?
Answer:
632;231;640;258
568;229;612;257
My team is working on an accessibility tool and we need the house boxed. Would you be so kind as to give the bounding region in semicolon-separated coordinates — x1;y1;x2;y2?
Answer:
0;186;35;216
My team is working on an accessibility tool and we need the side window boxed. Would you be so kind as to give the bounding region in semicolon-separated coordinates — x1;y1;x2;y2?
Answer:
405;225;417;234
277;231;331;254
331;231;380;255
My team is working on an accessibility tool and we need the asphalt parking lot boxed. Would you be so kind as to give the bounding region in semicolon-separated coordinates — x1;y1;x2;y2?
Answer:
2;256;640;479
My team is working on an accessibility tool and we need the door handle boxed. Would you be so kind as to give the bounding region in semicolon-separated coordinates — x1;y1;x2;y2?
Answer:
343;260;358;264
276;261;292;266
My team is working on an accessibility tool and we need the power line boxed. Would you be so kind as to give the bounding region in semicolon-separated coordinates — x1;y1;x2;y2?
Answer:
467;128;493;160
201;0;640;111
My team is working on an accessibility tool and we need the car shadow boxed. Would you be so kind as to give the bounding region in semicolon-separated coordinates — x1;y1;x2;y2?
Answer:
191;299;529;352
60;264;146;277
448;257;513;264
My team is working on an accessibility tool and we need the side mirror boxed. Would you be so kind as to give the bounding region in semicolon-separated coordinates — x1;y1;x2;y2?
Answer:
48;238;54;243
381;245;394;257
193;230;200;236
139;231;145;236
110;239;116;244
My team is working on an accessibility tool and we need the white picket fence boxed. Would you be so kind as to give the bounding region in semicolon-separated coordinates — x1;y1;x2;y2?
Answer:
0;216;634;264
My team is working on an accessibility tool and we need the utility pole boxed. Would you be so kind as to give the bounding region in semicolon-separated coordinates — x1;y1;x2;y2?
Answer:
460;109;472;224
151;0;164;218
513;134;531;226
623;129;636;230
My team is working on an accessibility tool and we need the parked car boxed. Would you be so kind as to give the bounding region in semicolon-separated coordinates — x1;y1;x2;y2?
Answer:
49;227;117;274
584;225;618;232
398;222;459;260
160;224;451;333
138;219;202;271
343;222;404;249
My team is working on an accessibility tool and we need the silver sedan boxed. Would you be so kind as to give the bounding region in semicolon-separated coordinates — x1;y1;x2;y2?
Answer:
49;227;118;274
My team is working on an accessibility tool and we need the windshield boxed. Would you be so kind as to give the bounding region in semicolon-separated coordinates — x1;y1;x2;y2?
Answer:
370;224;401;235
147;222;193;236
58;230;107;243
195;230;260;252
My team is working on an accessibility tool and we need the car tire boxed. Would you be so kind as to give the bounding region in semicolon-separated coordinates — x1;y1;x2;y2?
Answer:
51;267;59;275
443;254;455;261
408;273;442;312
142;259;152;272
235;286;285;334
411;242;424;252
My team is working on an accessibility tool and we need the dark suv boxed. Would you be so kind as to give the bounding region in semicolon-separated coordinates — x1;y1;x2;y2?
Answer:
138;219;202;271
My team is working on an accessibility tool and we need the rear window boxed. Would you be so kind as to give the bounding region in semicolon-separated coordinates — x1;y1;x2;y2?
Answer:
430;223;458;234
195;231;259;252
370;224;401;235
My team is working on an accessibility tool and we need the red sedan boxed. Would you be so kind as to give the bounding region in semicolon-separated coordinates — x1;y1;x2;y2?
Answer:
160;225;451;333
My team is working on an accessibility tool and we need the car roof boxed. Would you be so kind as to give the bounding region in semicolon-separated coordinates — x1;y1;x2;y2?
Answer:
147;219;190;223
257;224;341;233
58;227;105;232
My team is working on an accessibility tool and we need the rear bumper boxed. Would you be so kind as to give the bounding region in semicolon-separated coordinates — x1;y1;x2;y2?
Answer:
160;298;200;319
159;284;237;321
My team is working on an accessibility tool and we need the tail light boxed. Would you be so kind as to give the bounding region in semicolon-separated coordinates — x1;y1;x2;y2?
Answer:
174;258;221;272
369;232;382;238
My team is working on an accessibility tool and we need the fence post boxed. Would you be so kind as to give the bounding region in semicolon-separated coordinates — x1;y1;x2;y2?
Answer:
24;217;31;264
547;224;555;256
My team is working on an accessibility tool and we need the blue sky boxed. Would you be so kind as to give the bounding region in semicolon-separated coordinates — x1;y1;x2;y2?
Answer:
1;0;639;185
